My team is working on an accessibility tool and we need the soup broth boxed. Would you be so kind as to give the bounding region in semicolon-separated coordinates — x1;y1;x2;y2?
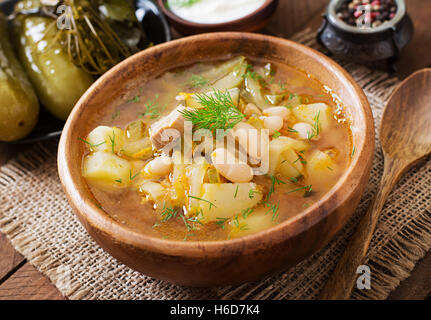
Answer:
81;57;353;241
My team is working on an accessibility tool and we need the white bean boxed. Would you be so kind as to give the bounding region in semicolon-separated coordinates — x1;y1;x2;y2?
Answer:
292;122;319;140
243;103;262;118
144;156;173;177
263;106;290;120
211;148;253;183
263;116;283;135
233;122;267;162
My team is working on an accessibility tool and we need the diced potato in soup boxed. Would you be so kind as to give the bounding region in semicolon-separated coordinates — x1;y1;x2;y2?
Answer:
198;183;263;222
80;56;353;241
83;152;131;188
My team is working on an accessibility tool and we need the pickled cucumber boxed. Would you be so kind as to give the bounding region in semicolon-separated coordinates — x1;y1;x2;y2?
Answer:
13;1;94;120
0;13;39;141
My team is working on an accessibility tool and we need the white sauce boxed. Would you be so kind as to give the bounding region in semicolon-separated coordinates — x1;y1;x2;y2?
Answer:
167;0;266;25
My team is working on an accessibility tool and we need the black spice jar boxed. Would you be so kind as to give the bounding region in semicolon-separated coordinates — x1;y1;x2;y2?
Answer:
317;0;413;71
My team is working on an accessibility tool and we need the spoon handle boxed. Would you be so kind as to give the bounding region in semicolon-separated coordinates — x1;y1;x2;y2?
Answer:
319;156;409;300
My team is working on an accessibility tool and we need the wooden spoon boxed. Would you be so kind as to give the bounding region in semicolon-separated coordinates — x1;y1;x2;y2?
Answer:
319;69;431;300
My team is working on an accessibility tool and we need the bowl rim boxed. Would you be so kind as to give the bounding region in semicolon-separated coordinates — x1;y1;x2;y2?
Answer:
157;0;276;28
58;32;374;258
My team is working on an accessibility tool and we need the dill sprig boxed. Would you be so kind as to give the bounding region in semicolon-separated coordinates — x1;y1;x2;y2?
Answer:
108;130;116;153
139;95;165;120
179;89;244;134
267;175;286;200
188;195;217;210
78;138;106;148
287;184;313;197
216;217;229;230
249;188;257;199
189;74;208;88
161;206;179;223
232;215;249;231
307;111;321;140
264;200;280;221
242;208;254;219
234;185;239;198
129;170;139;181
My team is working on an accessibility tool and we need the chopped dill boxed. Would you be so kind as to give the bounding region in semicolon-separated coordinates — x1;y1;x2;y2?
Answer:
243;63;257;80
351;146;356;158
307;111;321;140
273;131;281;139
78;138;106;148
179;89;244;134
243;64;267;87
287;126;298;133
267;175;286;200
234;185;239;198
289;93;302;104
287;185;313;196
160;206;178;223
114;178;122;183
189;74;208;88
264;200;280;221
327;166;334;171
127;96;140;103
249;188;258;199
108;130;116;153
290;175;303;183
188;195;217;209
139;95;165;120
232;215;249;231
293;154;307;165
216;217;229;230
242;208;254;219
129;170;139;181
181;215;202;232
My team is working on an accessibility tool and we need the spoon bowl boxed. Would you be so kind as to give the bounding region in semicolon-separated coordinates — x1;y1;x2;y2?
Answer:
380;69;431;160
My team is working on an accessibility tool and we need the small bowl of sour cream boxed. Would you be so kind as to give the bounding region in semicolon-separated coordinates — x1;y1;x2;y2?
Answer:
158;0;279;35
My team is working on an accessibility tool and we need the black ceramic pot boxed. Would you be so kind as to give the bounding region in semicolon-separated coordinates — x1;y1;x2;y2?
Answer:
317;0;413;65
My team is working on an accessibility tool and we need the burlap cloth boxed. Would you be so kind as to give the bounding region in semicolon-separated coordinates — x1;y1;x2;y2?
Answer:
1;28;430;300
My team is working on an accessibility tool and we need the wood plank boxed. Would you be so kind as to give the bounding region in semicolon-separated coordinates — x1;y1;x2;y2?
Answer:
388;252;431;300
0;262;65;300
395;0;431;78
265;0;329;38
0;233;25;282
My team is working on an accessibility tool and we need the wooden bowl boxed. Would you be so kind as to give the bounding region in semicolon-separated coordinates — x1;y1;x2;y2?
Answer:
58;32;375;287
157;0;279;35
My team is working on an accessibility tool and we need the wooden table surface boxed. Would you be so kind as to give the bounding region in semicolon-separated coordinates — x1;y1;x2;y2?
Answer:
0;0;430;300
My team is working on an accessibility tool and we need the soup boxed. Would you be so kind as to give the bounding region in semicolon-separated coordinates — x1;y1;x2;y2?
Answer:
80;56;353;241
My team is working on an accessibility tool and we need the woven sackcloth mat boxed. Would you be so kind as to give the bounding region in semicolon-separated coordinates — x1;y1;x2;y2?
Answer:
1;28;431;300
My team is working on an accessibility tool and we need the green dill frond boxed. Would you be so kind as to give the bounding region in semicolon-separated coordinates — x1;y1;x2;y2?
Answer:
179;89;244;134
189;74;208;88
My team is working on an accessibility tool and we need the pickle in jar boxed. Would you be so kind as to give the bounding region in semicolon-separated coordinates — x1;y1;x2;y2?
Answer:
0;13;39;142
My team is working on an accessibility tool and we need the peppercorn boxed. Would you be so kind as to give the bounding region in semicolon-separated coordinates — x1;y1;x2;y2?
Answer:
336;0;397;28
